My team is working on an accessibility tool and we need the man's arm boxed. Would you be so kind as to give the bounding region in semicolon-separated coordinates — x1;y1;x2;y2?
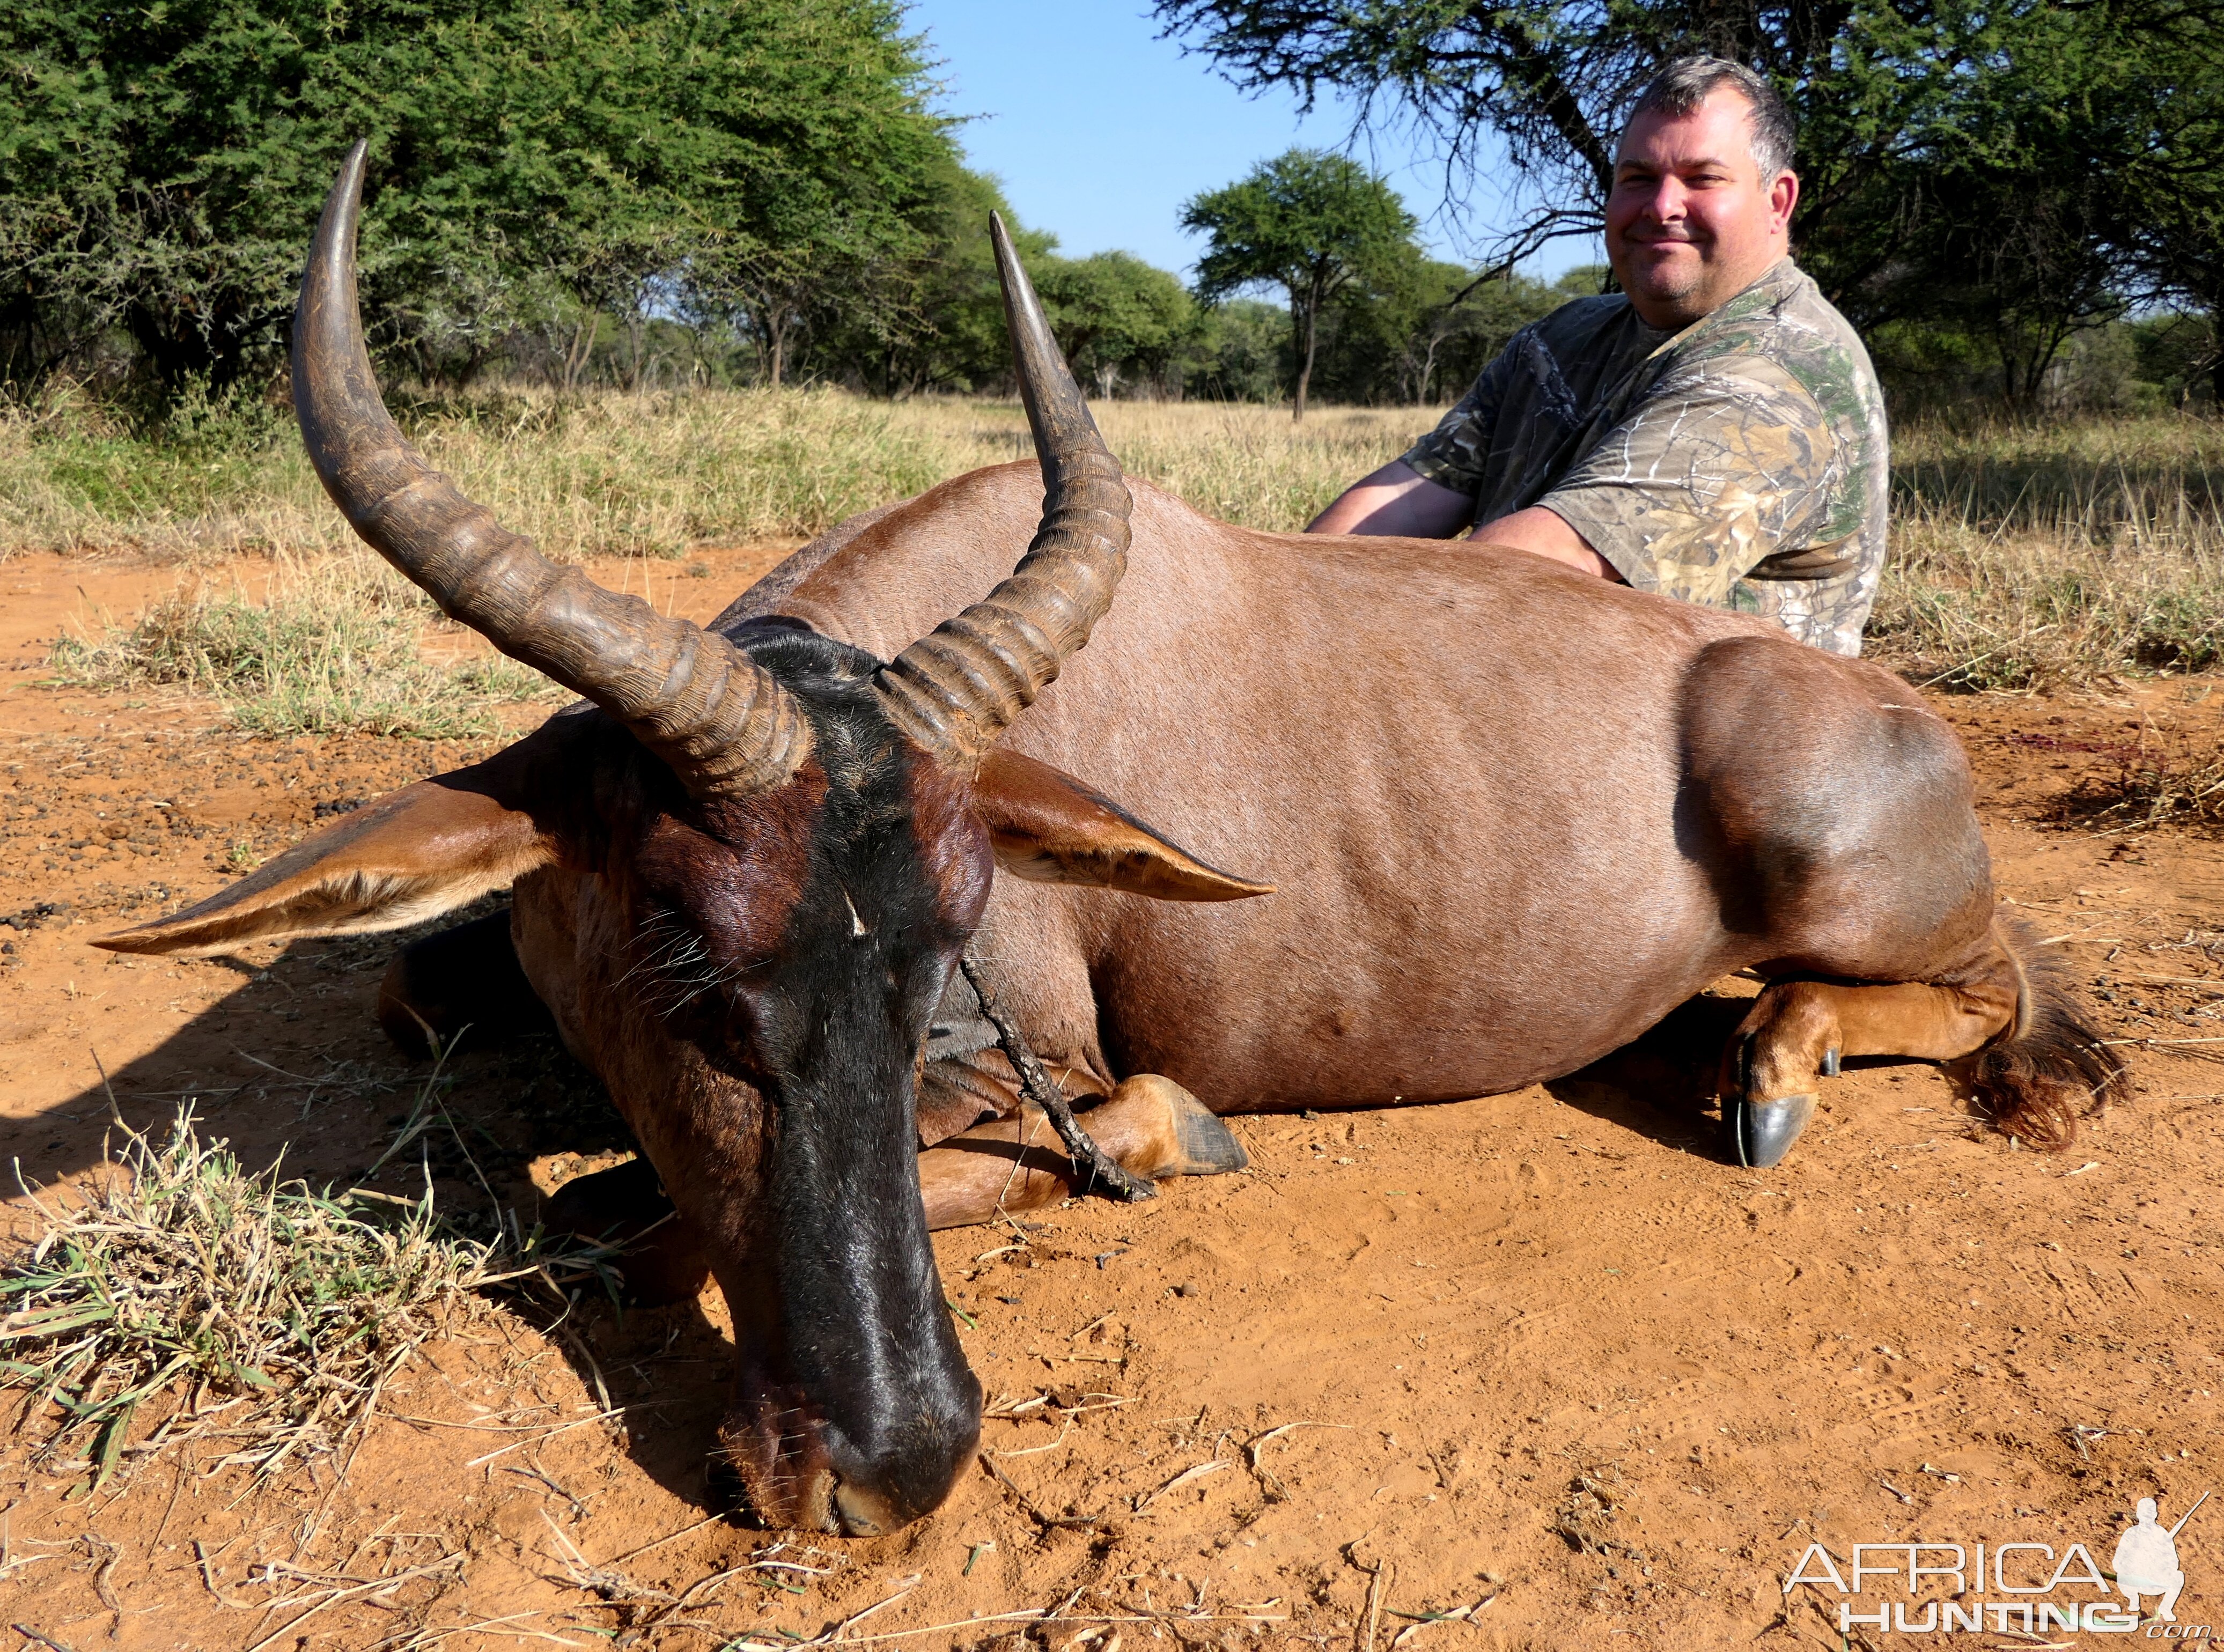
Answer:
1309;466;1624;581
1306;460;1475;537
1469;506;1623;580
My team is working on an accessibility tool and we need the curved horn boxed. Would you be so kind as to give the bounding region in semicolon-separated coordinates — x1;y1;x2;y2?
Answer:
875;215;1132;771
294;142;809;799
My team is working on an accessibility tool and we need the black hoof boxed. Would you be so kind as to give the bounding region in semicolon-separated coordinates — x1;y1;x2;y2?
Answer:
1725;1093;1815;1169
1172;1100;1249;1177
1135;1076;1248;1177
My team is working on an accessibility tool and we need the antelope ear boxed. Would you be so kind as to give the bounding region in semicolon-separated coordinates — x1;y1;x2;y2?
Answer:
94;756;559;957
972;749;1273;903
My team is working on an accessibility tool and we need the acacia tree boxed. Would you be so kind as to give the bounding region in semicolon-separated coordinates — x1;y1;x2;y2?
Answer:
1182;150;1417;418
1039;253;1196;397
1154;0;2224;411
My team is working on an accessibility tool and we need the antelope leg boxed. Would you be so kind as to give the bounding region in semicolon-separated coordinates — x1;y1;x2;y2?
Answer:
919;1075;1246;1230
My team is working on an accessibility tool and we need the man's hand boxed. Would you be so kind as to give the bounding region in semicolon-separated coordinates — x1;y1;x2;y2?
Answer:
1468;506;1624;581
1306;460;1475;537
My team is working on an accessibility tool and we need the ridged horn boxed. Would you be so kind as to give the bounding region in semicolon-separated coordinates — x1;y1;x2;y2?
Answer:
875;214;1132;771
293;141;810;800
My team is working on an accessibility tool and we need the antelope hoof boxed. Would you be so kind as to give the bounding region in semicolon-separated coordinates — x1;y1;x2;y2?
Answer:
1114;1074;1249;1178
1725;1093;1815;1170
1167;1090;1248;1177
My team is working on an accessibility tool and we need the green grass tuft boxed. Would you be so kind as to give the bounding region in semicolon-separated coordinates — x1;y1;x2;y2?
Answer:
2;1108;499;1483
1;1080;624;1488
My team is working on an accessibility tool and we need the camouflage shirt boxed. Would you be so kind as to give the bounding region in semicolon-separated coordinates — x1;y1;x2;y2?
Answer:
1402;258;1889;655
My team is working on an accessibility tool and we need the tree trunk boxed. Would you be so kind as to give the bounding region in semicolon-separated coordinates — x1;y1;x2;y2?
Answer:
2207;305;2224;411
1292;279;1322;423
563;314;594;393
1419;329;1445;404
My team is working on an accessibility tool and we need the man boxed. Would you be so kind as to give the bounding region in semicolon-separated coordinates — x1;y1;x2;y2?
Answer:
1308;57;1888;657
2113;1498;2186;1622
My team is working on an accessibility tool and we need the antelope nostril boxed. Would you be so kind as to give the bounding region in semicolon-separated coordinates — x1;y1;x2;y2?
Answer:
833;1479;903;1537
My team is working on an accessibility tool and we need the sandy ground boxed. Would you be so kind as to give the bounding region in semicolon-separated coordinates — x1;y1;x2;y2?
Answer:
0;546;2219;1651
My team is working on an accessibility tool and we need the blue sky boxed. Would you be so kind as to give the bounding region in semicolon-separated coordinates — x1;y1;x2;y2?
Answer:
904;1;1601;283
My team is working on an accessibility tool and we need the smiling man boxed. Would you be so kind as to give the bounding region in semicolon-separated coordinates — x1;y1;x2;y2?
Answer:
1308;57;1888;656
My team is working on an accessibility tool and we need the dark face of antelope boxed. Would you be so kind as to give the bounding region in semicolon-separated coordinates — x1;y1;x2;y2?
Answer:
621;630;994;1533
262;144;1132;1533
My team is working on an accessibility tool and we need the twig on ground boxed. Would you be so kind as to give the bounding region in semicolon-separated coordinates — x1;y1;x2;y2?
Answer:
462;1405;639;1469
721;1603;1290;1651
990;1416;1076;1457
378;1612;589;1649
194;1539;261;1609
977;1451;1099;1530
1244;1420;1353;1501
1360;1559;1390;1652
1133;1458;1231;1513
593;1510;727;1570
1388;1596;1495;1648
239;1555;464;1652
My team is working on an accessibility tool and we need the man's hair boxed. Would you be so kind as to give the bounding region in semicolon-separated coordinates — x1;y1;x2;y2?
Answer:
1624;56;1796;179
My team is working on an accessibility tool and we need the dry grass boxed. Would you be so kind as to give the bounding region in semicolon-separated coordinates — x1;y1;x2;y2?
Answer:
0;1075;620;1489
893;398;1426;534
0;387;1421;563
9;387;2224;694
47;554;559;738
1873;417;2224;689
2061;713;2224;831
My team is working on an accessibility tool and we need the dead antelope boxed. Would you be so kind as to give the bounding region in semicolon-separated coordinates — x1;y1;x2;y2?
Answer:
98;144;2123;1536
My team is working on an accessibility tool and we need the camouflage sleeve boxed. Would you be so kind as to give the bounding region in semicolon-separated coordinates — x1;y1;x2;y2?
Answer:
1399;340;1516;499
1539;356;1837;607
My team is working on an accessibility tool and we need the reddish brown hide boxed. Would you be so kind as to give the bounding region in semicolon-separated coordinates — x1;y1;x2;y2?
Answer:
723;464;2117;1147
90;160;2121;1539
95;462;2126;1533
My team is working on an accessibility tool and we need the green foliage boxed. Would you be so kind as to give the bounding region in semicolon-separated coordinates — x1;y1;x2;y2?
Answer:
1183;149;1421;417
1310;260;1561;406
1182;300;1291;403
0;0;1577;413
2131;313;2221;411
0;0;953;400
1040;252;1197;398
814;162;1055;395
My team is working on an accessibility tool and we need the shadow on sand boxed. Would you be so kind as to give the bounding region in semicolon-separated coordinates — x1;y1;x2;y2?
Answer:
11;908;743;1516
12;918;1948;1515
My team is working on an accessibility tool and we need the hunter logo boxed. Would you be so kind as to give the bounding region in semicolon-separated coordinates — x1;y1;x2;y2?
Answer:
2118;1496;2196;1622
1784;1492;2210;1636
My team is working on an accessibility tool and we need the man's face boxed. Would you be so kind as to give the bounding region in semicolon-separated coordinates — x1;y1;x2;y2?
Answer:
1605;85;1798;330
